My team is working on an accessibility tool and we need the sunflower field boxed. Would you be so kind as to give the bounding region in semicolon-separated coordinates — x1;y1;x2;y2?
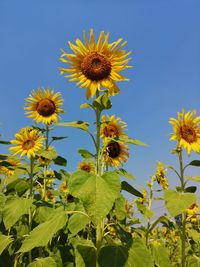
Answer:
0;30;200;267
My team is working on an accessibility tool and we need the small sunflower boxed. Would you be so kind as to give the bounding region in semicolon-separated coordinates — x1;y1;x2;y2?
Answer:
44;191;56;203
77;160;95;173
0;157;21;177
25;87;64;125
155;162;169;190
186;203;199;215
9;127;44;159
100;115;128;140
169;109;200;156
104;140;129;168
60;180;69;193
59;29;131;99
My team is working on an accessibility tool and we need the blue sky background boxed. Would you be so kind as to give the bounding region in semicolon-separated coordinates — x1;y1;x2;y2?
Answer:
0;0;200;199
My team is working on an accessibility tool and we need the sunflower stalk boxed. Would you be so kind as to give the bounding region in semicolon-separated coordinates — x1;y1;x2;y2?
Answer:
178;148;186;267
28;156;34;263
43;124;50;200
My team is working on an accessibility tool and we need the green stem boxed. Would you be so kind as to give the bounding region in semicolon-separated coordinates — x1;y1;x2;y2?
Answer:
178;149;186;267
43;124;49;199
28;156;34;264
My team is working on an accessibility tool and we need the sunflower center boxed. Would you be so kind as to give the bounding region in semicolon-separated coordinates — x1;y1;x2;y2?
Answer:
81;52;111;81
81;164;91;173
103;125;119;138
107;142;121;158
37;99;56;117
22;140;35;150
180;124;197;143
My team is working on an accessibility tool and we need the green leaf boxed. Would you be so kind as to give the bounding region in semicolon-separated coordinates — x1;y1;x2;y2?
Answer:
121;181;143;198
80;103;93;109
136;203;154;219
150;241;170;267
120;137;147;147
78;149;95;159
14;180;29;195
186;176;200;182
0;140;11;145
187;229;200;243
98;246;128;267
53;156;67;167
39;148;58;160
188;160;200;167
0;235;13;255
0;154;8;160
147;216;169;235
27;257;57;267
92;93;112;111
125;238;154;267
185;186;197;193
75;244;96;267
114;194;127;221
3;197;33;229
164;190;197;217
187;256;200;267
18;212;67;252
51;136;68;141
57;121;89;131
69;171;120;225
115;169;135;180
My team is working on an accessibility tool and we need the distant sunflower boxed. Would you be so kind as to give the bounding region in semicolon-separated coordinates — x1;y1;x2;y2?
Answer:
25;88;64;124
104;140;129;168
169;110;200;156
9;127;44;159
78;160;95;173
100;115;127;140
155;162;169;190
60;181;68;193
59;29;131;99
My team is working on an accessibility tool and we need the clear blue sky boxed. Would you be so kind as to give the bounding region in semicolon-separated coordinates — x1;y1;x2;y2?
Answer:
0;0;200;192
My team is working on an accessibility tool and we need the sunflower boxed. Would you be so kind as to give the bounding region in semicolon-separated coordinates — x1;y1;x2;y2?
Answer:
44;191;56;203
59;29;131;99
77;160;95;173
24;87;64;125
60;180;69;193
9;127;44;159
104;140;129;168
0;157;21;177
100;115;128;140
169;109;200;156
155;162;169;190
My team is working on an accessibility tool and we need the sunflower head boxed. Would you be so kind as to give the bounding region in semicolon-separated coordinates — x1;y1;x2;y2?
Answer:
169;109;200;156
155;162;169;190
77;160;95;173
44;191;56;203
9;127;44;159
0;157;21;177
25;87;64;125
100;115;128;141
59;29;132;99
104;140;129;168
60;180;69;193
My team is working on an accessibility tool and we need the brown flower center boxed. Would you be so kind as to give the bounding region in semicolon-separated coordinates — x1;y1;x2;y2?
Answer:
22;140;35;150
180;124;197;143
107;142;121;158
81;164;91;173
103;124;119;138
37;99;56;117
81;52;111;81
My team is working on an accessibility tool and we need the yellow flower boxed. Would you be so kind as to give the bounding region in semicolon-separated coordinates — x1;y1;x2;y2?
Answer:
77;160;95;173
104;140;129;168
100;115;128;140
187;215;198;223
9;127;44;158
44;191;56;203
60;181;68;193
59;29;131;99
25;87;64;125
186;203;199;215
169;109;200;156
0;157;21;177
155;161;169;190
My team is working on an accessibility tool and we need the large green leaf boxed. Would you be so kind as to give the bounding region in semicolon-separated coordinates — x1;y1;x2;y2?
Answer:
121;181;143;197
0;235;13;255
114;194;127;221
27;257;57;267
98;246;128;267
150;241;170;267
187;256;200;267
75;245;96;267
164;190;197;217
125;238;154;267
18;212;67;252
69;171;120;225
3;196;33;229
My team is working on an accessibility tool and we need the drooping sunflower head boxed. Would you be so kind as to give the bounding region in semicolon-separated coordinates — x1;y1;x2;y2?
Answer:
9;127;45;159
104;140;129;168
44;191;56;203
100;115;128;140
60;180;69;193
186;203;199;223
169;109;200;156
25;87;64;125
59;29;132;99
77;160;95;173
